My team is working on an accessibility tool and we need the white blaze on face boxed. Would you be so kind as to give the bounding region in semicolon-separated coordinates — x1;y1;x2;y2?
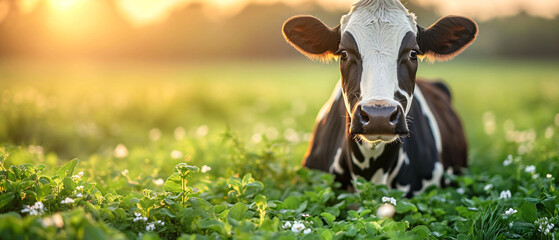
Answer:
341;0;417;111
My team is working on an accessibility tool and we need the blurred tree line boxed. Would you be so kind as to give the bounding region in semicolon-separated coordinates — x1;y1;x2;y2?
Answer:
0;0;558;60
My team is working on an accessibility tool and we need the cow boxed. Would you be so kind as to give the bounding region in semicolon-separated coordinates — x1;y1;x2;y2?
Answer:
282;0;477;196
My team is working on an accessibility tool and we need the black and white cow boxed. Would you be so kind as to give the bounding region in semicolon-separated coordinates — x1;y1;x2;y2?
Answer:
282;0;477;196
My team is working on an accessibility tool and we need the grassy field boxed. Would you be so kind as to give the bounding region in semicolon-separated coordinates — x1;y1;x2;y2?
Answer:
1;58;558;239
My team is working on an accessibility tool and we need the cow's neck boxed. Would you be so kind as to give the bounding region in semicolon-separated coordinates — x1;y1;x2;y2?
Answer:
345;116;402;185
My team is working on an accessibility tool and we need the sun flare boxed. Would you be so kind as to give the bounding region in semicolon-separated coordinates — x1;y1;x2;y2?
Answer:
48;0;85;12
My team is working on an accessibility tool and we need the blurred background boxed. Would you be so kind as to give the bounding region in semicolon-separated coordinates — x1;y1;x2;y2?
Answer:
1;0;558;174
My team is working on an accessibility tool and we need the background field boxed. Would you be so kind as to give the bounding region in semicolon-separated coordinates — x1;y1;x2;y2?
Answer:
2;58;558;171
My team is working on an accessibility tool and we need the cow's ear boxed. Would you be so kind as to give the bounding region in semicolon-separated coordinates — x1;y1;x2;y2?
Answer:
282;15;340;62
417;16;478;62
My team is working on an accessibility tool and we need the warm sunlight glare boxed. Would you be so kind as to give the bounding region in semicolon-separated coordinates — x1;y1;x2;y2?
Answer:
0;1;9;23
49;0;84;12
116;0;190;27
415;0;559;20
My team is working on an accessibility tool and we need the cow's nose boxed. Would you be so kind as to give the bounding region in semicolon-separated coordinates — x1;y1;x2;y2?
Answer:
351;104;408;135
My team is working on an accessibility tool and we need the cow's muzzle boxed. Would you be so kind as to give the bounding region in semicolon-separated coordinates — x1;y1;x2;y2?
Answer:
350;103;409;143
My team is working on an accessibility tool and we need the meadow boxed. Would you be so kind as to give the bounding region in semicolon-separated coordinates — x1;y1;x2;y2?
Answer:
0;58;558;239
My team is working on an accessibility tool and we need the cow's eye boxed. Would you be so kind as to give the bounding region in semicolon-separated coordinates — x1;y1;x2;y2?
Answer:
338;50;348;60
409;50;418;60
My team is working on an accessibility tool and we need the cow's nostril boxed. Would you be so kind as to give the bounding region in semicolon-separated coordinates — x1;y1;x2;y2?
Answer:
389;110;399;124
359;108;370;123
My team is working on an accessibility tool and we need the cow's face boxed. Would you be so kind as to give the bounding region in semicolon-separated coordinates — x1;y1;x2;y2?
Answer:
283;0;477;144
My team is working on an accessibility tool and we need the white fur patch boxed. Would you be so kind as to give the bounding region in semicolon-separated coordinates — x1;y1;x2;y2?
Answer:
387;147;406;185
341;0;417;106
371;168;389;185
330;148;345;174
351;141;386;170
413;162;444;195
414;86;443;153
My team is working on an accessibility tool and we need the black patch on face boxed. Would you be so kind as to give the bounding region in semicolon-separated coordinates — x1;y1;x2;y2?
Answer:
339;32;362;114
396;31;419;110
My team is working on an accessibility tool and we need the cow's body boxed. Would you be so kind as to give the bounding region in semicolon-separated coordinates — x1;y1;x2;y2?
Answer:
305;79;467;196
282;0;476;196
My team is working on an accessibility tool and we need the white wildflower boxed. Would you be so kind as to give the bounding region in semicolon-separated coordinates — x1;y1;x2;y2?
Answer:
283;221;292;229
146;222;156;231
121;169;129;176
170;150;183;159
114;144;129;158
503;208;517;218
535;217;554;236
149;128;162;141
503;155;513;166
61;197;74;204
153;178;165;186
34;201;44;210
547;174;553;179
201;165;212;173
303;228;311;234
76;186;84;191
71;174;81;181
291;221;306;233
500;190;512;200
381;196;397;206
76;193;83;198
456;188;465;194
196;125;209;138
78;171;84;177
484;184;493;191
509;222;514;228
133;212;148;222
156;220;165;226
301;213;310;218
21;201;46;216
532;173;540;179
525;165;536;173
174;127;186;140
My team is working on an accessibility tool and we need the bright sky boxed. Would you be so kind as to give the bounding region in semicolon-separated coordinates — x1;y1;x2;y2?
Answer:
5;0;559;27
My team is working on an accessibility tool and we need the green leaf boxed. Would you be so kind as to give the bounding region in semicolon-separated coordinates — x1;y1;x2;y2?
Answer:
454;220;470;234
163;173;182;193
57;158;79;178
408;225;431;239
359;209;372;217
282;196;300;210
521;201;537;222
395;201;418;214
254;194;267;209
228;202;249;222
201;219;227;236
321;212;336;226
242;174;253;186
320;229;334;240
63;177;77;192
157;208;176;218
0;192;15;210
542;196;556;213
524;198;540;204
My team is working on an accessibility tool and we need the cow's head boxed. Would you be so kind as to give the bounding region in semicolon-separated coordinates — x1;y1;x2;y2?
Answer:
282;0;477;144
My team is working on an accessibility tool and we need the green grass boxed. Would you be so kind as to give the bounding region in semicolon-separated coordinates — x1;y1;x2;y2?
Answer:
0;58;558;239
